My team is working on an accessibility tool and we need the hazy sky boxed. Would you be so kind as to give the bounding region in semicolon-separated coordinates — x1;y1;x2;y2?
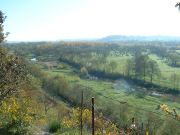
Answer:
1;0;180;41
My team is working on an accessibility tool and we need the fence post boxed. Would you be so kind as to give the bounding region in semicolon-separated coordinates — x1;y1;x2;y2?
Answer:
141;123;144;135
80;91;83;135
92;97;95;135
132;117;135;124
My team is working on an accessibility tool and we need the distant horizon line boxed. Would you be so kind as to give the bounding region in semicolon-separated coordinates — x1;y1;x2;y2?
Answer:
6;34;180;42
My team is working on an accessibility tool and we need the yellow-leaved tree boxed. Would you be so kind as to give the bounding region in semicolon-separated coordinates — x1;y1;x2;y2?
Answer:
63;107;119;135
0;10;42;135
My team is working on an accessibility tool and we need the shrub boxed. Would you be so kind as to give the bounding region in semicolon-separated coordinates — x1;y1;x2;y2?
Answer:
0;97;36;135
48;120;61;133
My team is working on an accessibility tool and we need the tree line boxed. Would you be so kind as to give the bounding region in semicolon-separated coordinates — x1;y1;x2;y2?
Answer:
7;40;180;93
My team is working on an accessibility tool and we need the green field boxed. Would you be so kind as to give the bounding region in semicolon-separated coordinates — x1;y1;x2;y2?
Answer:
39;61;180;122
107;53;180;89
107;54;132;74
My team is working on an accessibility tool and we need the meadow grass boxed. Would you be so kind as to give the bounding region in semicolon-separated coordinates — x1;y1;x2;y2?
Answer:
149;54;180;89
107;54;131;74
107;54;180;89
40;63;180;121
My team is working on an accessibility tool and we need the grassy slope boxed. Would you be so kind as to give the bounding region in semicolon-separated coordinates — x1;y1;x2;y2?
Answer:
40;62;180;122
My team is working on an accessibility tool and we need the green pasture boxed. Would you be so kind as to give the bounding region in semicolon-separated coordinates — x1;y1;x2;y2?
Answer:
149;54;180;89
107;53;180;89
39;62;180;121
107;54;131;74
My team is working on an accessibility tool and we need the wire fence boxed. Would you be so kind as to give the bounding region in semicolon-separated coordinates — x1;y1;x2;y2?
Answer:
80;83;180;120
78;90;180;135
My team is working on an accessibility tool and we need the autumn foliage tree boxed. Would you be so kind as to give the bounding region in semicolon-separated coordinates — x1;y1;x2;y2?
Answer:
0;11;28;102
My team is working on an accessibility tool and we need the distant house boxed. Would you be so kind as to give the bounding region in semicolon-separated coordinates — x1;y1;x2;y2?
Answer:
31;58;37;62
